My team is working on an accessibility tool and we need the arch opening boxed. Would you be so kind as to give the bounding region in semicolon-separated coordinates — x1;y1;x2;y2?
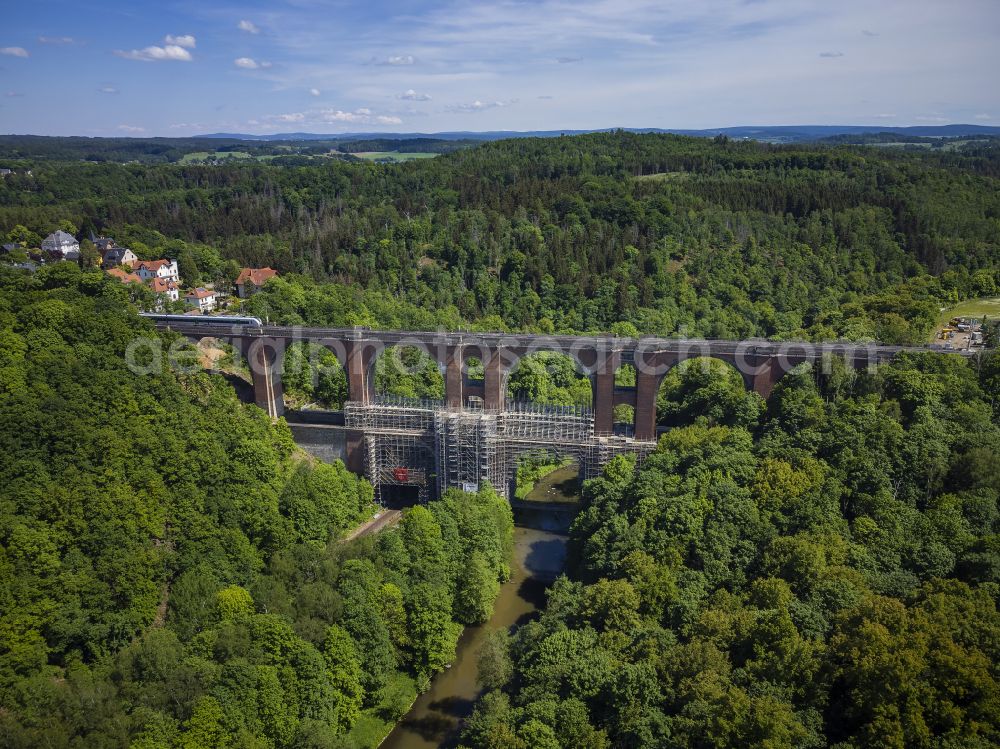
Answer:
282;342;348;410
373;345;445;401
613;362;637;435
464;355;484;382
656;356;765;429
505;351;592;407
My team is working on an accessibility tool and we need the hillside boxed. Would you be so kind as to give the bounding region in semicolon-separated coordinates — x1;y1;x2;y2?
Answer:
0;264;513;747
465;353;1000;748
2;132;998;344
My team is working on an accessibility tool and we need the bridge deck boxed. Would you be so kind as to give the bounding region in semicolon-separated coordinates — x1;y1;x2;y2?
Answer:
148;318;980;360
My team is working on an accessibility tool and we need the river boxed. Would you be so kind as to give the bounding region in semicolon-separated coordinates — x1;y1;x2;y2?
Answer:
380;520;569;748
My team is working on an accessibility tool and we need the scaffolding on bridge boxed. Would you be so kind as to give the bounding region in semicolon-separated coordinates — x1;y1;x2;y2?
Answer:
344;395;656;502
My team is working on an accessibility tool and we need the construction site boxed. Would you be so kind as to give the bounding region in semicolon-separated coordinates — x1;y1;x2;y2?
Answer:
343;396;656;503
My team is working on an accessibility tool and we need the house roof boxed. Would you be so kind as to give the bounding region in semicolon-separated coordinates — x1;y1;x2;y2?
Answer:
134;259;174;272
107;268;142;284
149;277;178;293
236;267;279;287
45;230;78;244
103;247;135;261
185;287;215;299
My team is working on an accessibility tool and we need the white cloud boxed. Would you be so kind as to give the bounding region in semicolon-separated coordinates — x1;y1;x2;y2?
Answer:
238;20;261;34
6;91;24;97
556;56;582;64
915;115;949;122
0;47;28;58
38;36;75;45
380;55;415;66
235;57;260;69
320;108;403;124
214;0;1000;133
872;113;896;118
398;89;431;101
309;88;321;96
98;86;119;94
265;107;403;127
118;125;146;133
449;99;514;113
164;34;196;49
115;44;192;62
973;113;992;120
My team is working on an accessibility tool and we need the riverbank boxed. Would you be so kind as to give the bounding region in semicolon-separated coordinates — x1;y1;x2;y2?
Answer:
379;525;568;748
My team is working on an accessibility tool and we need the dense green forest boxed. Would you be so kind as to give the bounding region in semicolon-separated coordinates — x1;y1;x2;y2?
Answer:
0;263;514;747
1;133;999;748
462;351;1000;748
2;132;999;344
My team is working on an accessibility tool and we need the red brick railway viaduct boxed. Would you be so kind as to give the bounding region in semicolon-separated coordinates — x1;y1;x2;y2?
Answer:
150;319;977;478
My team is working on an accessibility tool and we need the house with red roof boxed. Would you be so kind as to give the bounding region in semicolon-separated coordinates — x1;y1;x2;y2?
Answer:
149;277;180;302
185;287;217;312
135;258;179;283
235;267;279;298
106;267;142;285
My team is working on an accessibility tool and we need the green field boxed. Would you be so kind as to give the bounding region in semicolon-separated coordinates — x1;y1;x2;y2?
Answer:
930;296;1000;340
179;151;277;164
353;151;439;162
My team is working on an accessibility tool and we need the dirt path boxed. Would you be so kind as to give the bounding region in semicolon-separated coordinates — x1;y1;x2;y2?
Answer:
342;509;402;543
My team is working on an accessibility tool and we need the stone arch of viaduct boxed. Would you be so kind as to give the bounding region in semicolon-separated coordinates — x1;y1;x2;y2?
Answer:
160;321;922;444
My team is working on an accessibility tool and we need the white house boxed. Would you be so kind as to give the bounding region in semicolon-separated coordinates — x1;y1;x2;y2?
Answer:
134;258;179;283
102;247;138;269
149;277;180;303
41;230;80;260
185;287;217;312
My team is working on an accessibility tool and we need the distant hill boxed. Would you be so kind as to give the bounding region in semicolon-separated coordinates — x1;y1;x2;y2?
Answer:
197;124;1000;143
2;125;998;165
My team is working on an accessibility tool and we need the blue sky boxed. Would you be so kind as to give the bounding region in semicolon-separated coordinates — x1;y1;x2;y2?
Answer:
2;0;998;136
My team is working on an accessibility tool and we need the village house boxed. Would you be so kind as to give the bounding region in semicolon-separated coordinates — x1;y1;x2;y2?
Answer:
235;267;279;298
149;277;180;302
106;267;143;285
93;237;117;253
185;287;217;312
41;230;80;260
102;246;138;269
134;258;179;283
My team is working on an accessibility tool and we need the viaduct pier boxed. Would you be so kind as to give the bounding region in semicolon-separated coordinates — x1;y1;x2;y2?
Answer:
146;317;977;501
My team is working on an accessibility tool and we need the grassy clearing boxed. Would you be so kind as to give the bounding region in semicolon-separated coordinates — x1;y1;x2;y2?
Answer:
930;296;1000;341
353;151;440;162
179;151;276;164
